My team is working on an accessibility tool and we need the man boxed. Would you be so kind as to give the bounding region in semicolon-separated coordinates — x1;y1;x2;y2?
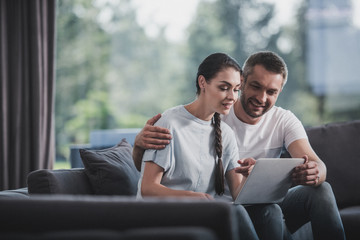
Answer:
132;51;345;240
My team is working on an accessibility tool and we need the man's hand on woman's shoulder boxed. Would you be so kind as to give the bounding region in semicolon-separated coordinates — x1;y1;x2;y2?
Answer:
132;114;172;171
134;113;172;150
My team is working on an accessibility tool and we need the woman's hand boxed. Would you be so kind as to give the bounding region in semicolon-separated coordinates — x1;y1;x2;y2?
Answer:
234;158;256;177
188;192;214;200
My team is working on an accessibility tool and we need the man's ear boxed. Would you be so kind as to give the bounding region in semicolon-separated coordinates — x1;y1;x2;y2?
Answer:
198;75;206;89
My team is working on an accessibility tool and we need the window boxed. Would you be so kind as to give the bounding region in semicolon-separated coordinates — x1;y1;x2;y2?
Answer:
55;0;360;167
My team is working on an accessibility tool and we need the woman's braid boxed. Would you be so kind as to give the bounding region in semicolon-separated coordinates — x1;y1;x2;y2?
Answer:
213;112;224;195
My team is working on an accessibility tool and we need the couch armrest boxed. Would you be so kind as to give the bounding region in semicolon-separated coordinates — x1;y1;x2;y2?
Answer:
306;120;360;209
27;168;93;195
0;188;29;199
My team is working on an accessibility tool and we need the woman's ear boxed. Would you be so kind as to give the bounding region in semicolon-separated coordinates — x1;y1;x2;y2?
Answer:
198;75;206;90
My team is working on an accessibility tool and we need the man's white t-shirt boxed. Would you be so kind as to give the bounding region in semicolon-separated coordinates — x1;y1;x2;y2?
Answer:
222;106;308;159
137;105;239;198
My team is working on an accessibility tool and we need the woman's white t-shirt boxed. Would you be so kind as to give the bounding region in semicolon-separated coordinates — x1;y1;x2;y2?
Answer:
137;105;239;198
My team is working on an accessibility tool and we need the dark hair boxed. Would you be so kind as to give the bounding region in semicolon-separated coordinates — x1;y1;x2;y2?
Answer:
196;53;241;196
196;53;242;95
213;112;224;195
242;51;288;88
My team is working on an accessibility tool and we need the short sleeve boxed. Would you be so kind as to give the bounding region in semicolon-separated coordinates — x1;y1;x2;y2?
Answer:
283;111;308;149
142;113;173;172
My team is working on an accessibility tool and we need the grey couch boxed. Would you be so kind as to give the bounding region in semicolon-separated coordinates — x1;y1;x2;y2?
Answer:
0;120;359;239
0;139;237;240
0;195;234;240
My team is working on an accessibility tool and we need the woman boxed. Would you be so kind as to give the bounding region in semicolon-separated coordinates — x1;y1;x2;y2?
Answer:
137;53;243;200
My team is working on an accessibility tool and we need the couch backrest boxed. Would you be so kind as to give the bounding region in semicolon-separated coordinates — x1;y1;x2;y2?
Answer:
306;120;360;209
27;168;93;195
0;196;235;240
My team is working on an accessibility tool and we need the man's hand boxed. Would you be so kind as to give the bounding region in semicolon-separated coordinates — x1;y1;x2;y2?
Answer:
132;114;172;171
134;113;172;150
234;158;256;177
292;155;320;186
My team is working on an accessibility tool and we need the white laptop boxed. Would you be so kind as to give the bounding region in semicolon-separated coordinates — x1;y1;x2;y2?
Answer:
234;158;304;205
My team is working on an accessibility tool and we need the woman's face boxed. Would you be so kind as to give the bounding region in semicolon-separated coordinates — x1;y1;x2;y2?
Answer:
201;67;241;116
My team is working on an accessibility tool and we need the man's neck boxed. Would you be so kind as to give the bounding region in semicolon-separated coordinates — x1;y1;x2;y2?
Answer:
233;100;262;125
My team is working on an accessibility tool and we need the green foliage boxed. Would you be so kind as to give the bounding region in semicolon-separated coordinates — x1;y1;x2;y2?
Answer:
55;0;186;159
274;0;325;125
55;0;359;162
64;90;117;144
55;0;284;160
183;0;280;102
54;160;71;170
56;0;112;158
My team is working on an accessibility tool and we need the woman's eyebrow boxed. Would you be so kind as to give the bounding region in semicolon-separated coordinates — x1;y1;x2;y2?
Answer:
219;81;241;87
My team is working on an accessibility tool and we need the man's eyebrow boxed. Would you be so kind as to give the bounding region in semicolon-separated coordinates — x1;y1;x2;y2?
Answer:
249;80;261;86
250;80;279;92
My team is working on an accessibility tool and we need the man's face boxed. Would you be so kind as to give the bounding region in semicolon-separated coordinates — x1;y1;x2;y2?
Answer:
240;64;283;119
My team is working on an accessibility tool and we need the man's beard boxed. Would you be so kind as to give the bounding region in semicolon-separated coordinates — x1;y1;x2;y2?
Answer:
240;93;270;118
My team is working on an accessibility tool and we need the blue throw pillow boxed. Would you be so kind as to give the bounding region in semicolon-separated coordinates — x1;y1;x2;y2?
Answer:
80;139;140;195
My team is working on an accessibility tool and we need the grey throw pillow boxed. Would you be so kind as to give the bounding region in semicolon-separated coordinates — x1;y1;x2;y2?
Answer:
80;139;140;195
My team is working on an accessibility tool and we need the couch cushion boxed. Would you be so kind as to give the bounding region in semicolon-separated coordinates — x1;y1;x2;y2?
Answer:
340;206;360;240
305;120;360;209
27;169;93;195
80;139;140;196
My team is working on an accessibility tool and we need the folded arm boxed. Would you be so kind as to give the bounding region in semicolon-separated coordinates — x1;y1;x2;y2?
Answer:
141;161;213;199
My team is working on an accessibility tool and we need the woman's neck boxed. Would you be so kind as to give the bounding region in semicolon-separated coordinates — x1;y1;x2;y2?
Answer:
185;100;214;121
